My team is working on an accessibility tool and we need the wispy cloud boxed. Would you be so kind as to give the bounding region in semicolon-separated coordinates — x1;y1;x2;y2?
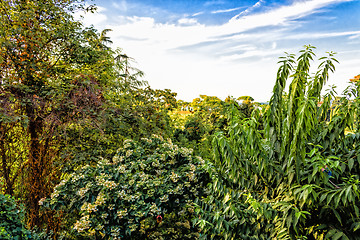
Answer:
219;48;284;62
286;30;360;40
348;34;360;40
83;0;355;59
82;0;358;101
111;0;127;11
230;0;264;21
192;12;204;17
226;0;352;31
211;6;246;14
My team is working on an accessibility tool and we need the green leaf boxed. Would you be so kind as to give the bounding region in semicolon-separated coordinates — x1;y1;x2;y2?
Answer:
320;193;328;203
335;190;345;208
327;192;336;206
353;222;360;232
332;231;344;240
332;209;342;224
354;205;359;218
348;158;354;170
341;234;350;240
344;185;352;204
325;229;337;238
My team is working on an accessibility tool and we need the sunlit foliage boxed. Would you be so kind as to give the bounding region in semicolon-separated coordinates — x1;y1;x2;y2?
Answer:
45;136;208;239
196;46;360;240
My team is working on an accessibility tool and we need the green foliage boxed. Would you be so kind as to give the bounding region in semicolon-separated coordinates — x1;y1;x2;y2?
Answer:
196;46;360;239
60;84;178;173
46;135;207;239
175;117;205;142
0;0;113;227
236;96;256;118
172;95;232;160
1;0;177;230
0;194;32;239
2;3;359;239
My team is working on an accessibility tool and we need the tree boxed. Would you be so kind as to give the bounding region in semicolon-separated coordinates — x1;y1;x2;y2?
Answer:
172;95;229;160
59;84;179;174
237;96;255;118
0;0;110;227
197;46;360;239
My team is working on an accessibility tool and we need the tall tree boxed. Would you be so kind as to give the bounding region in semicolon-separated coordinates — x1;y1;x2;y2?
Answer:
0;0;108;227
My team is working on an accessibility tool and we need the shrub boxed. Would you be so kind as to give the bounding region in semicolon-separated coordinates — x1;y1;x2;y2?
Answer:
0;194;32;239
46;135;208;239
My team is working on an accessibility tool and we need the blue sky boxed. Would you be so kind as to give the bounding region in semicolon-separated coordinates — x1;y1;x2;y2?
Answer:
80;0;360;101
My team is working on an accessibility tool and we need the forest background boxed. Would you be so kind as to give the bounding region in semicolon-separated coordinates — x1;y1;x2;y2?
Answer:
0;1;360;240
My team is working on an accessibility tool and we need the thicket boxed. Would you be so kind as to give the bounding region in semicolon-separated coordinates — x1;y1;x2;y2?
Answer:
0;194;33;239
44;135;208;239
0;0;177;234
196;46;360;239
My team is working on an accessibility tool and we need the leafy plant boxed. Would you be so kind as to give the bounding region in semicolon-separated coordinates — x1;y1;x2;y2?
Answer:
0;0;110;227
196;46;360;239
46;135;208;239
0;194;32;239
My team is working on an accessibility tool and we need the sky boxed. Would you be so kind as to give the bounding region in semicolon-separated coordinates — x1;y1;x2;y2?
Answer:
79;0;360;102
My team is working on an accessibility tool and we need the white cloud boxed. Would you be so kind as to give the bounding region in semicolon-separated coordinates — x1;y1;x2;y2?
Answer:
228;0;350;27
285;30;360;40
93;0;354;53
272;42;277;49
219;48;284;62
211;7;245;14
230;0;264;20
75;5;108;26
348;34;360;40
326;56;360;94
82;0;357;101
192;12;204;17
178;18;199;26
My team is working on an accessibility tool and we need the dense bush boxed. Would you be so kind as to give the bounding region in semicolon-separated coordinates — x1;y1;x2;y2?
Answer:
45;135;208;239
196;46;360;239
0;194;32;239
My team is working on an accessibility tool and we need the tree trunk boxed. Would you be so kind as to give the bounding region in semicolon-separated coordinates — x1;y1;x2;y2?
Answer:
0;124;14;195
26;105;45;228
